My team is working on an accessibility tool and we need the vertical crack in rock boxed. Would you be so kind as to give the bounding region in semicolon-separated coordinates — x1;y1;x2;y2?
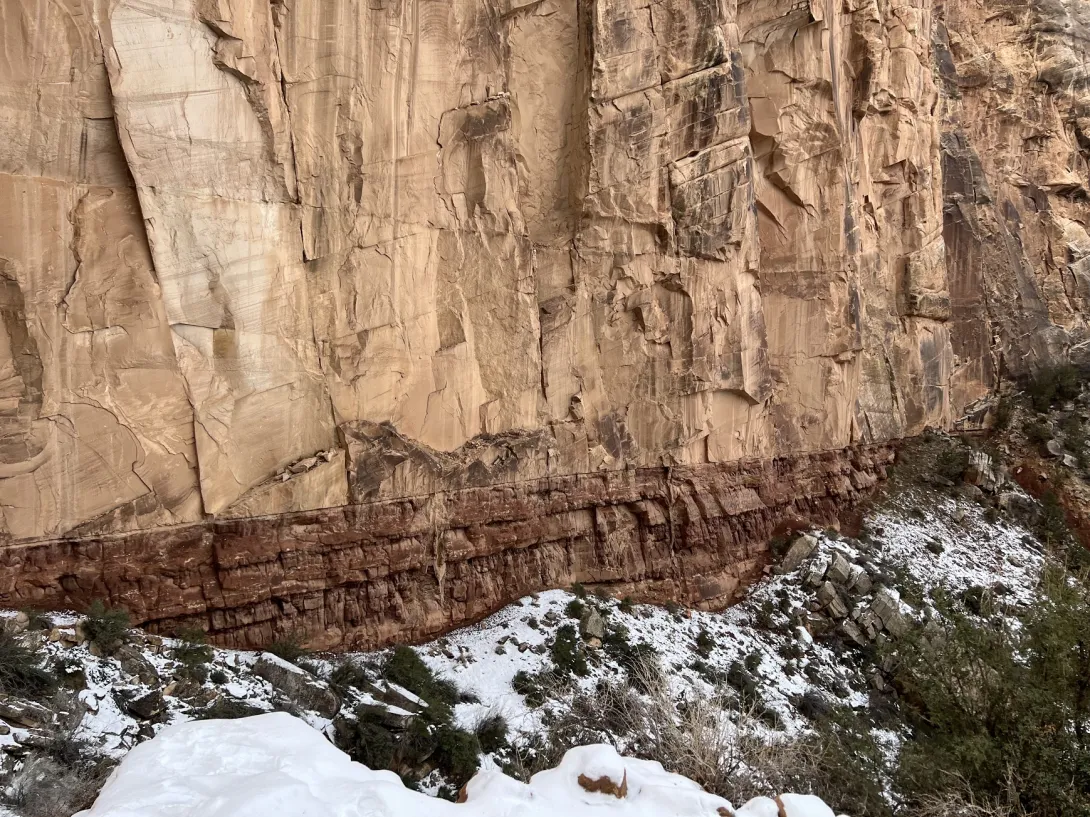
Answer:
0;259;45;475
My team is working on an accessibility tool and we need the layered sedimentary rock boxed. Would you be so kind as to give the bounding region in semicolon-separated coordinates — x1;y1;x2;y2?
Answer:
0;443;893;649
0;0;1087;644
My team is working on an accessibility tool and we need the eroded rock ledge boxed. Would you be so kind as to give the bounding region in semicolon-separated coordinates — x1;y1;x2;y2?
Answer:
0;445;891;650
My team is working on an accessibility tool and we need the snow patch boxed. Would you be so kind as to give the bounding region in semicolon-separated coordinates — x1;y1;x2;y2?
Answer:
74;713;838;817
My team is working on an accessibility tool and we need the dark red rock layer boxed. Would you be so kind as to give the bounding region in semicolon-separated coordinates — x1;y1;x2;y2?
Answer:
0;444;894;650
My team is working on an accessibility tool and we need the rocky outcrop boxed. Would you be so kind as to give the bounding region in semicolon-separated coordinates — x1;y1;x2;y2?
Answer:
0;0;1087;643
936;0;1090;408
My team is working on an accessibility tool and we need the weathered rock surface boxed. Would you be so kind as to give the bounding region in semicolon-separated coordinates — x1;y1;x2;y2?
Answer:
0;0;1087;645
252;654;340;718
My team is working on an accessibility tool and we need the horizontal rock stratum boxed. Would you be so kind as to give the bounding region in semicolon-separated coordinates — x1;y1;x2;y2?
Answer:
1;0;1088;645
1;445;893;649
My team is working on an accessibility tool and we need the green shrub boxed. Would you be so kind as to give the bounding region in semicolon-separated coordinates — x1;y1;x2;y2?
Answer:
512;669;548;707
564;599;585;620
340;705;481;788
778;640;804;662
173;627;213;682
934;446;970;481
474;714;509;754
893;573;1090;816
550;624;588;678
434;725;481;785
1027;364;1082;412
1026;420;1053;444
726;661;758;697
330;660;371;695
598;624;657;688
695;628;715;658
81;600;129;655
570;583;587;598
796;708;894;817
384;645;459;714
341;708;397;769
796;690;833;721
210;669;228;684
688;658;726;685
193;698;265;720
0;629;55;698
265;636;309;664
618;596;635;614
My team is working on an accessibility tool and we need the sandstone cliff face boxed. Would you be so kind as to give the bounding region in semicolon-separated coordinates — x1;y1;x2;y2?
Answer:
0;0;1087;644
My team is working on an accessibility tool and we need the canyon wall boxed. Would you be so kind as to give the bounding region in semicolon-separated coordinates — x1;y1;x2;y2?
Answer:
0;0;1087;644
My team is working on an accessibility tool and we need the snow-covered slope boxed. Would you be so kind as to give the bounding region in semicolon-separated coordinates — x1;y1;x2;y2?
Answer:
0;472;1053;815
417;486;1045;742
74;712;836;817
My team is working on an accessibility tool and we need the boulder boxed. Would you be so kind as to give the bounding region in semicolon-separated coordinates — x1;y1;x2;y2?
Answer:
816;582;849;619
998;491;1039;525
579;607;606;642
3;727;52;756
963;450;999;492
124;690;166;720
48;627;80;647
117;644;162;686
804;562;827;588
0;696;52;728
253;655;340;718
838;620;867;647
857;607;883;640
354;703;412;731
289;456;318;474
373;681;426;713
869;588;907;637
1045;439;1065;458
807;614;835;638
10;612;28;633
778;534;818;573
847;566;873;596
826;552;853;586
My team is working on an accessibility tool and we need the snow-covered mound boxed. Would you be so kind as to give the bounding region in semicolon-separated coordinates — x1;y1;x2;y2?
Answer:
75;712;835;817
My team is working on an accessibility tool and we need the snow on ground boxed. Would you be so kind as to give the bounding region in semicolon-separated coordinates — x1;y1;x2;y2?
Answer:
416;485;1047;743
873;488;1046;603
0;483;1052;815
74;712;837;817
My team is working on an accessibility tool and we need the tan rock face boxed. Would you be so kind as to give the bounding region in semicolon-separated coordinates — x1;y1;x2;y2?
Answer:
0;0;1087;642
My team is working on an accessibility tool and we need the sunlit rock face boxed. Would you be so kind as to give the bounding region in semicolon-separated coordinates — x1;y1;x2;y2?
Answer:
0;0;1086;643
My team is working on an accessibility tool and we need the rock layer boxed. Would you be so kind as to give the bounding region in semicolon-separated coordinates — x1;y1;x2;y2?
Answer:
0;443;892;649
0;0;1088;643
